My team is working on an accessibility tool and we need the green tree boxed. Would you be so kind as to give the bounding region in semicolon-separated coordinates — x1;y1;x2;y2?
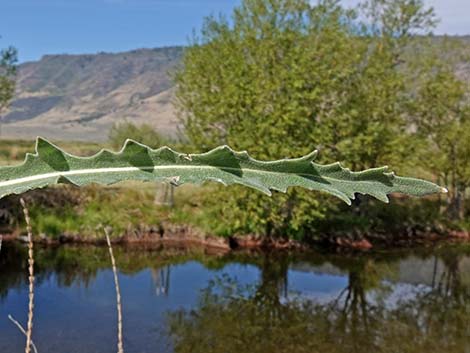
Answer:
412;38;470;220
0;42;17;133
175;0;437;237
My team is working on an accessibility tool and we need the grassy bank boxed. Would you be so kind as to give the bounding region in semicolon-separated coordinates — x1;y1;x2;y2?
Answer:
26;183;214;239
1;182;467;247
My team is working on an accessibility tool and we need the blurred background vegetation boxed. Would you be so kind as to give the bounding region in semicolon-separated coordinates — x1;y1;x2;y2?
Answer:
0;0;469;243
173;0;470;239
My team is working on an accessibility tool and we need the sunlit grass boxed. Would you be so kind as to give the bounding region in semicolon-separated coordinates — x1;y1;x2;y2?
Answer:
0;139;106;165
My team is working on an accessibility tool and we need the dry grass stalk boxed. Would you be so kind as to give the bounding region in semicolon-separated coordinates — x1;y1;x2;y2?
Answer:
105;228;124;353
8;315;39;353
20;198;35;353
0;234;3;254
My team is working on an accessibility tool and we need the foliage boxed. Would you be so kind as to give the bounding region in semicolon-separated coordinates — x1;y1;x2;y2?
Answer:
25;185;159;237
0;137;442;203
174;0;441;236
0;44;17;114
411;38;470;219
108;121;167;149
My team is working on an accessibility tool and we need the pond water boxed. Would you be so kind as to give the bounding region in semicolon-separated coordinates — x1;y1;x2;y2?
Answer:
0;243;469;353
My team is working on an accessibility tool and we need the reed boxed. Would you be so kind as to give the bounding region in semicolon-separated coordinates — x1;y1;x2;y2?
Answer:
8;315;38;353
105;228;124;353
20;198;35;353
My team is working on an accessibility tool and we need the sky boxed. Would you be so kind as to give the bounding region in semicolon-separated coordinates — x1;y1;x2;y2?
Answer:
0;0;469;63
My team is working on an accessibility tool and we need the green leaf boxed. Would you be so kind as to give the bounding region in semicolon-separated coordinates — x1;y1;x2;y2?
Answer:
0;137;446;204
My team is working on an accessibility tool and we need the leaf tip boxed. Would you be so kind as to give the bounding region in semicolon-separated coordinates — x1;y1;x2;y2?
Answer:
309;149;319;159
122;138;139;147
441;187;448;194
220;145;231;151
303;150;318;163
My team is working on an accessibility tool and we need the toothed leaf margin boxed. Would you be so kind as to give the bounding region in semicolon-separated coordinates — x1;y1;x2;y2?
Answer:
0;137;445;204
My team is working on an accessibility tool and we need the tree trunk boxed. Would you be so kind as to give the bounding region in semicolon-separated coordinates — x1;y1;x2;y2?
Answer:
458;185;466;220
448;182;465;220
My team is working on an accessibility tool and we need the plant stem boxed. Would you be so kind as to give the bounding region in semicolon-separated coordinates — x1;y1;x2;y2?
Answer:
105;228;124;353
8;315;38;353
20;198;34;353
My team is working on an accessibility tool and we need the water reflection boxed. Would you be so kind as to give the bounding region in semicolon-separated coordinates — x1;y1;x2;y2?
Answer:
0;243;469;352
151;266;171;296
167;250;470;353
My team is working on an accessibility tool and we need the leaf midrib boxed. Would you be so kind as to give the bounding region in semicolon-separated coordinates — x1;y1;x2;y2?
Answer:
0;163;349;188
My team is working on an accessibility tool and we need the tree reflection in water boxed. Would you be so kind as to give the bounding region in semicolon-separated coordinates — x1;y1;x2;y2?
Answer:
167;252;470;353
1;243;470;352
151;266;171;296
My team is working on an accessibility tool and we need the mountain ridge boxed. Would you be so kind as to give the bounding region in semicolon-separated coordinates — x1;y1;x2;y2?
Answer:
2;46;184;141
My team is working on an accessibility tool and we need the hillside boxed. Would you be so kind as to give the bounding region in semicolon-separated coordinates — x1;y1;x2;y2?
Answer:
1;46;183;142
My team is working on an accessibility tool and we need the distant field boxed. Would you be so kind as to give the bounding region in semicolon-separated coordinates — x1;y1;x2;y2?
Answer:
0;123;113;142
0;139;107;165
